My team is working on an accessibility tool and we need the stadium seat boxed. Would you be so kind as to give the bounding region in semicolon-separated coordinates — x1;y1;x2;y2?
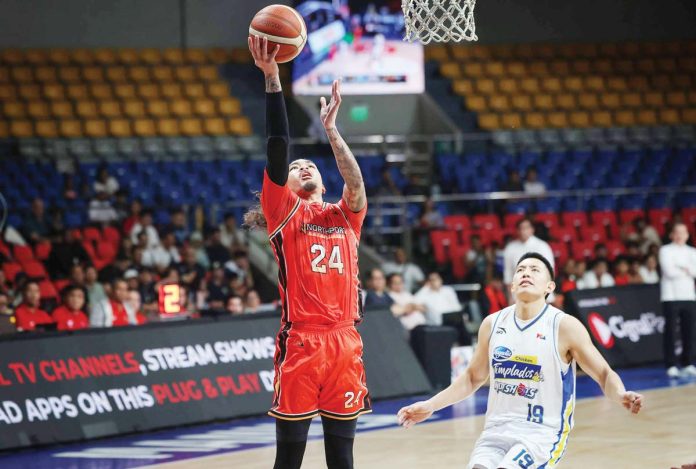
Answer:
550;225;577;243
34;241;52;261
13;244;34;262
549;241;569;266
648;208;672;236
604;240;626;261
561;212;588;228
443;215;471;232
580;225;607;243
571;240;595;260
2;262;22;283
619;209;644;224
21;260;47;279
83;227;101;243
590;211;619;238
534;213;559;230
38;280;58;300
430;230;459;264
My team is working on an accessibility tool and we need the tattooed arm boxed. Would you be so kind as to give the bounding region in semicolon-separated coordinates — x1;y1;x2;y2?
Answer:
321;80;366;212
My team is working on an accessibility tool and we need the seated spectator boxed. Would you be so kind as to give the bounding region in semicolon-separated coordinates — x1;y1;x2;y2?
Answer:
632;217;662;254
52;286;89;331
94;166;120;197
482;273;508;315
206;228;232;266
363;268;395;310
0;292;16;335
639;254;660;284
98;254;132;284
22;198;50;243
220;213;247;250
15;281;53;332
628;258;644;284
85;265;107;308
375;167;402;196
126;289;147;324
137;269;158;315
63;174;78;201
594;243;609;260
415;272;462;326
190;231;211;270
142;230;181;270
113;190;130;223
225;295;244;315
580;259;615;289
465;234;489;284
69;264;86;289
387;273;426;331
206;263;229;310
243;289;276;313
523;167;546;195
225;250;254;290
574;260;588;290
124;268;140;291
418;198;445;229
613;257;631;286
502;170;523;192
130;210;160;249
177;246;206;291
168;209;190;246
46;230;91;279
228;274;249;299
382;248;425;293
123;199;143;235
90;279;137;327
88;198;118;224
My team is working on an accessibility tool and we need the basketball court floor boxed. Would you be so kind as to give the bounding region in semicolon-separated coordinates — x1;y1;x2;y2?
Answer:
1;367;694;468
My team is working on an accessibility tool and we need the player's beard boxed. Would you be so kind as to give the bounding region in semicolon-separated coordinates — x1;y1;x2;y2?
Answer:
302;181;318;192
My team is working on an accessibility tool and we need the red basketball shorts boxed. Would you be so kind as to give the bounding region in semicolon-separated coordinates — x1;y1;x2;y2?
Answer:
269;320;371;421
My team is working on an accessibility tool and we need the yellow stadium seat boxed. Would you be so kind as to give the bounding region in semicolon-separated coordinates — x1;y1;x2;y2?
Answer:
71;49;94;65
50;101;74;118
636;59;655;74
157;118;180;136
476;78;496;94
584;76;605;91
450;46;473;61
452;79;474;96
673;74;692;89
614;60;634;74
577;43;598;58
501;113;522;129
59;119;82;138
94;49;118;64
469;45;491;61
652;74;672;90
230;117;253;135
489;95;511;112
666;91;687;107
76;101;99;118
84;119;108;138
160;83;183;99
478;113;500;130
606;77;628;92
485;62;505;77
180;118;203;136
58;66;81;83
207;82;229;98
19;84;41;100
657;58;677;73
133;119;157;137
627;76;649;91
506;62;526;77
10;120;33;138
147;100;169;117
440;62;461;79
110;119;133;137
533;94;554;110
114;84;137;99
615;110;636;126
11;67;34;82
163;48;185;64
465;95;486;112
578;93;599;110
528;61;549;76
498;78;518;94
193;99;216;117
65;84;89;100
82;66;105;82
35;66;57;82
0;84;15;99
106;67;128;82
27;101;50;119
572;60;591;75
618;42;641;57
541;77;562;93
43;84;65;100
99;100;122;118
117;49;139;65
600;93;621;109
592;59;613;74
548;111;569;128
598;43;619;58
208;48;230;63
511;94;533;112
232;48;253;64
490;44;515;60
555;94;576;110
175;66;196;82
536;44;556;60
3;101;26;118
514;43;535;59
218;97;241;116
642;42;662;57
644;91;665;108
549;60;570;75
591;111;613;127
1;49;23;65
152;66;174;82
88;84;112;100
197;65;218;81
25;49;47;65
0;121;9;138
461;63;484;78
204;117;227;135
569;111;590;128
48;49;71;65
185;83;206;99
184;49;207;64
123;100;145;118
562;76;583;92
621;93;642;108
35;120;58;138
524;112;546;129
170;99;192;117
520;78;540;94
637;110;657;126
137;83;160;99
128;66;150;82
658;108;680;125
684;108;696;124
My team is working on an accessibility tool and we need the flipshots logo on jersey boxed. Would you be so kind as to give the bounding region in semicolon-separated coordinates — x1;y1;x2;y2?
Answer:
492;346;543;400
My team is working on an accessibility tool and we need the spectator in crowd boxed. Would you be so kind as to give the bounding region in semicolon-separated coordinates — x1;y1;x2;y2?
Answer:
85;265;107;308
168;209;190;246
206;263;229;310
502;170;523;192
22;198;50;243
90;279;138;327
419;198;445;229
225;295;244;315
632;217;662;254
503;218;554;299
142;230;181;270
415;272;462;326
126;289;147;324
224;250;254;290
594;243;609;260
523;167;546;195
113;190;130;223
613;257;631;286
62;174;78;201
0;292;15;334
580;258;615;289
123;199;143;234
137;269;158;315
220;213;247;250
68;264;86;289
178;246;206;292
51;286;89;331
482;273;508;315
130;210;160;249
116;237;134;262
375;167;402;196
465;234;489;284
639;254;660;284
574;260;588;290
404;174;428;196
387;273;426;331
659;222;696;378
189;232;211;270
49;207;65;234
15;281;53;332
363;268;395;310
383;247;425;293
46;230;91;279
624;240;642;260
243;289;275;313
0;271;12;298
206;228;232;266
557;259;578;293
124;268;140;291
98;254;131;284
628;258;644;284
94;166;120;196
228;274;249;299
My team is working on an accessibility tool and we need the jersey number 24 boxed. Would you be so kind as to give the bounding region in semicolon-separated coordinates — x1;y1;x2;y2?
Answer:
311;244;344;274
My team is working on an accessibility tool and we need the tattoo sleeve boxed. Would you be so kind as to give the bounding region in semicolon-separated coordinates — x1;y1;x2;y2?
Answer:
326;127;366;212
265;74;282;93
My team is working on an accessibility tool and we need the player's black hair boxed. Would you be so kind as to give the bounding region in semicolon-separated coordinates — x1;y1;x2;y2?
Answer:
516;252;554;280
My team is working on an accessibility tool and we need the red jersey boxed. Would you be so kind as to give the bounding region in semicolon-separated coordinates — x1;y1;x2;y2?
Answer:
15;304;53;331
261;171;366;325
51;306;89;331
110;300;130;326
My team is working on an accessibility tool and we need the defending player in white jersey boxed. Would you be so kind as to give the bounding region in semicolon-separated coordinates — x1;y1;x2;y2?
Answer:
398;252;643;468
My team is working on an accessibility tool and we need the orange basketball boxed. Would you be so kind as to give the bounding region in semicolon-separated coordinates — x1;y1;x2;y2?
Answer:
249;4;307;64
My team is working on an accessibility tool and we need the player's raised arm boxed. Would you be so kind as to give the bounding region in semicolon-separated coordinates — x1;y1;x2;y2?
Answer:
561;315;643;414
397;314;493;429
321;79;366;212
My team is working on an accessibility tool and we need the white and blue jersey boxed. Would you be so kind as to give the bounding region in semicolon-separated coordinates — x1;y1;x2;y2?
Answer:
468;304;576;469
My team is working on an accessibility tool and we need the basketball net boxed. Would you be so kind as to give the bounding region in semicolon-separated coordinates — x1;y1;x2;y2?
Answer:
402;0;478;44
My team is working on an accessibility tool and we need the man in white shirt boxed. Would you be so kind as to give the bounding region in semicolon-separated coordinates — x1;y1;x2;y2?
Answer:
142;231;181;270
130;210;161;249
383;247;425;293
659;223;696;378
503;218;554;299
387;273;426;331
580;258;615;290
415;272;462;326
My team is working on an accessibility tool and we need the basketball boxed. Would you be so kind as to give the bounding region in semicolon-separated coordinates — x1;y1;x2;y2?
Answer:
249;4;307;63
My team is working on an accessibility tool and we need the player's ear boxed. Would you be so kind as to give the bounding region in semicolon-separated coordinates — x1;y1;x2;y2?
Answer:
322;184;326;194
546;280;556;296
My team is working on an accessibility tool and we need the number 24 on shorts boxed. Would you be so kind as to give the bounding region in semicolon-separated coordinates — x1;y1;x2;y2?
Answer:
344;391;363;408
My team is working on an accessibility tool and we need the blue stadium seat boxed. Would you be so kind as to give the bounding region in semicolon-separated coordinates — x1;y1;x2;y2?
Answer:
618;194;645;210
536;198;562;213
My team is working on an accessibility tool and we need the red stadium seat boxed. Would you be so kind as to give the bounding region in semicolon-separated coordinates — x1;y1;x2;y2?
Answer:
590;211;619;238
604;240;626;261
472;214;501;231
534;213;559;231
69;228;83;240
648;208;673;236
504;213;525;230
83;227;102;243
549;225;577;243
682;208;696;226
13;244;34;262
34;241;52;261
618;209;644;225
430;230;459;264
53;279;71;294
38;280;58;300
21;260;47;279
2;262;22;283
580;225;607;243
561;211;588;228
549;241;569;266
103;226;121;248
443;215;471;231
570;240;595;260
451;246;469;280
0;240;10;259
97;241;117;263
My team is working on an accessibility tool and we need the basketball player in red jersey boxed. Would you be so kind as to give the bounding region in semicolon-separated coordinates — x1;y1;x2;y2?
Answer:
247;35;370;469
